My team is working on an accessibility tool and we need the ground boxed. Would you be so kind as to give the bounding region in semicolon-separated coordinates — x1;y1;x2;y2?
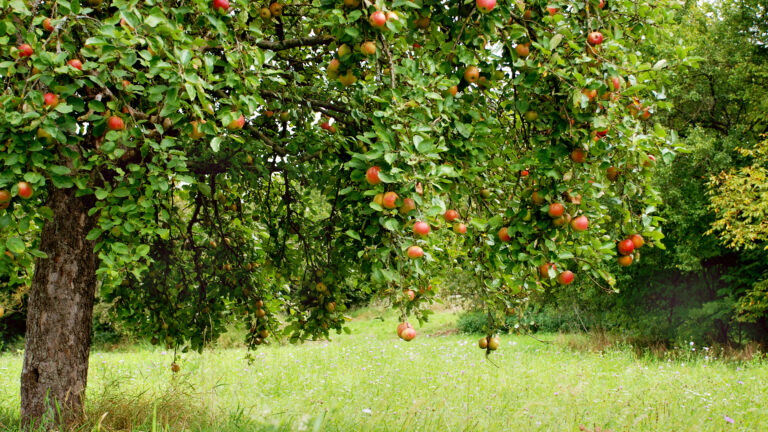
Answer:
0;306;766;431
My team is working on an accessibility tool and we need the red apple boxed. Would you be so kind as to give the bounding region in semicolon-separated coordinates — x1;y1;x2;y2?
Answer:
366;166;381;185
397;322;413;337
547;6;558;15
407;245;424;259
515;44;530;58
618;239;635;256
609;76;621;91
269;2;283;17
570;148;587;163
520;170;529;177
370;10;387;28
599;0;606;9
404;289;416;301
399;198;416;215
582;88;598;101
498;227;511;242
464;66;480;83
413;221;430;236
532;191;545;206
415;182;423;195
17;182;33;199
0;190;10;203
557;270;575;285
107;116;125;131
587;31;604;46
228;114;245;130
43;18;54;32
476;0;496;13
383;192;398;209
212;0;229;11
67;59;83;70
548;203;565;218
18;44;34;58
618;255;633;267
43;93;59;108
361;41;376;56
539;262;556;278
448;85;458;96
570;215;589;232
629;234;645;248
400;327;417;341
373;193;384;207
444;209;459;222
453;223;467;234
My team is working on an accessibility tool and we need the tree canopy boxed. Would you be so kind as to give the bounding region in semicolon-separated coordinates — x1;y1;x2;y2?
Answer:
0;0;685;424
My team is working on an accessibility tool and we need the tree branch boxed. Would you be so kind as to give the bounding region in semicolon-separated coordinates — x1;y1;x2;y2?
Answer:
255;35;335;51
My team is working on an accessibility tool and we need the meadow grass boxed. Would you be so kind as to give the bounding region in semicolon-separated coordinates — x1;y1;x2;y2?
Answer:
1;306;766;431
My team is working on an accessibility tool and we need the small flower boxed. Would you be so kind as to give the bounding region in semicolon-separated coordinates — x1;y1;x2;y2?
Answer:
362;408;372;415
724;415;734;424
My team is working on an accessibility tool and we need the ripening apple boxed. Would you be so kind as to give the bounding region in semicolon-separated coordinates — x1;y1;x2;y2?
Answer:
326;302;336;312
228;114;245;130
617;239;635;256
476;0;496;13
582;88;598;101
478;337;488;349
260;7;271;19
337;44;351;57
640;108;651;121
66;59;81;70
0;190;10;203
444;209;459;222
407;245;424;259
43;18;54;32
269;2;283;17
413;221;430;236
373;193;384;207
343;0;360;7
386;11;399;21
404;289;416;301
548;203;565;218
547;6;558;15
515;43;530;58
339;70;356;87
487;336;500;350
587;31;604;46
18;44;34;58
370;10;387;28
532;191;545;206
448;85;458;96
107;116;125;131
464;66;480;83
366;166;381;185
498;227;511;242
190;120;206;139
570;215;589;232
171;363;180;373
17;182;33;199
539;262;556;278
382;191;398;209
400;327;417;341
327;59;340;74
400;198;416;215
453;223;467;234
617;255;633;267
361;41;376;56
43;93;59;108
397;322;413;337
480;189;491;199
599;0;606;8
629;234;645;248
606;166;620;182
609;76;621;91
414;16;430;28
570;148;587;163
524;110;538;122
212;0;229;12
557;271;575;285
520;169;529;177
644;154;657;166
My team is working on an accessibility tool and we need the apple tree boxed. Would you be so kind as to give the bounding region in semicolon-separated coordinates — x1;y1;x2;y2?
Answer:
0;0;685;426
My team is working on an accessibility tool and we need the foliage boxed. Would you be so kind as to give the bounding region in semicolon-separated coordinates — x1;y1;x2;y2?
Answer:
0;0;686;358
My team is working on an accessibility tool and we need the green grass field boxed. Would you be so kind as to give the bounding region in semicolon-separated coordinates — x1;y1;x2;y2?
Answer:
1;307;766;432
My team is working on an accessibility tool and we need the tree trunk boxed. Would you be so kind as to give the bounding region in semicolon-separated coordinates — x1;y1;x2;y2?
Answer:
20;188;98;427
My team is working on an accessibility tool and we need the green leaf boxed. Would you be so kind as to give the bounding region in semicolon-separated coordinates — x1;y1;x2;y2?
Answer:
6;237;25;254
210;137;221;152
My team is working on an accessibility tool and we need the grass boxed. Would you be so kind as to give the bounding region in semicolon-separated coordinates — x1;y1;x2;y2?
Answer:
1;306;766;431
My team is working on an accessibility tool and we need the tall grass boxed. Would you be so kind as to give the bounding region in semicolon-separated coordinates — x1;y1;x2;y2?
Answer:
1;306;766;431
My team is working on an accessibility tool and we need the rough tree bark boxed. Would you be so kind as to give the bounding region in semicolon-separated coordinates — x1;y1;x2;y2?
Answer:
20;187;98;427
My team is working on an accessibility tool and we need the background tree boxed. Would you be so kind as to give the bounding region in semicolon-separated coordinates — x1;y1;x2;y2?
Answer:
0;0;681;426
